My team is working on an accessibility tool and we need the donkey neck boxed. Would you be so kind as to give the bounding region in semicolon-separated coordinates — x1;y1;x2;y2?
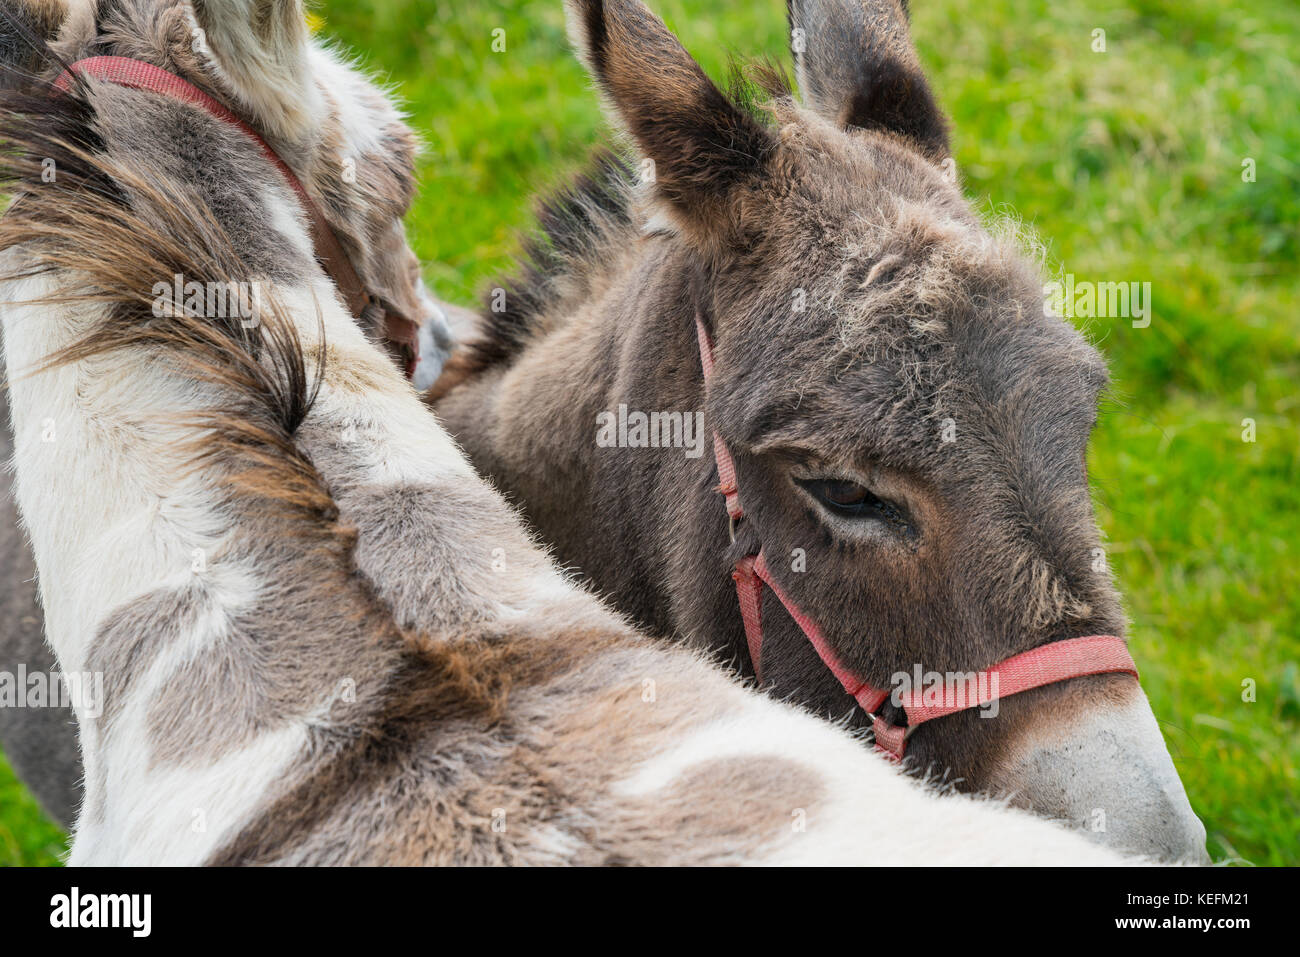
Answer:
437;237;752;664
0;66;401;858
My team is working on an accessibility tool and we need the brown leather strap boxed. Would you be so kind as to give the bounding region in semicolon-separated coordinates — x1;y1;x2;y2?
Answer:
299;198;419;378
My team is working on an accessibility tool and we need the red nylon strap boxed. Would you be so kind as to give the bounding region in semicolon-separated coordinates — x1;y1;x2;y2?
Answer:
697;307;889;712
54;57;419;378
871;718;908;758
751;550;891;713
693;305;1139;763
732;555;765;682
693;313;743;523
895;634;1138;725
752;549;1137;762
742;549;898;760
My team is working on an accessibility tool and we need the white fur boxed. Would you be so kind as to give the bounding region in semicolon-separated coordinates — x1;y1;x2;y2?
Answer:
0;263;328;863
73;722;309;865
615;689;1127;865
307;45;388;159
186;0;323;144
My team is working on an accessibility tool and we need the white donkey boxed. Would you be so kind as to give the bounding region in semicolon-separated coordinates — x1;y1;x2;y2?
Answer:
0;0;1130;864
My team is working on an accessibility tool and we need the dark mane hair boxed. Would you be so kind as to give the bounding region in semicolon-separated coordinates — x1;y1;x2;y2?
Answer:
463;148;636;374
458;62;793;379
0;60;332;534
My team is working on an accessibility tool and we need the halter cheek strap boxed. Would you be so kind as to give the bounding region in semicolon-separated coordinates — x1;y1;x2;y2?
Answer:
53;56;420;379
695;310;1139;761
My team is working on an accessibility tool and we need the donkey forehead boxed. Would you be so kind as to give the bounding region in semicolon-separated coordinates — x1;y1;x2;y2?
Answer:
723;116;1110;468
719;249;1108;476
769;108;967;226
755;118;1021;316
69;1;417;165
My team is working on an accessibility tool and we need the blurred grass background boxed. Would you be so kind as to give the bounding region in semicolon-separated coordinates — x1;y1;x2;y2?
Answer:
2;0;1295;865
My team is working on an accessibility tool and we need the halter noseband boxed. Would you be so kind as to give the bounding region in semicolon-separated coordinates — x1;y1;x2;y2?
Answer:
693;310;1139;761
53;57;420;379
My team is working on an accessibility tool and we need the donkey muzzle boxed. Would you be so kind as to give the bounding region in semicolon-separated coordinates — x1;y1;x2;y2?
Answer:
984;678;1210;864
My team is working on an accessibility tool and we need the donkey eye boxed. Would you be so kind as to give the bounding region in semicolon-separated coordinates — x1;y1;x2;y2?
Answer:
814;479;870;508
799;478;910;529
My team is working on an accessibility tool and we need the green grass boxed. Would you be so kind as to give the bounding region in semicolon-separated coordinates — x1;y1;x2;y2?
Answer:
0;751;66;866
2;0;1294;865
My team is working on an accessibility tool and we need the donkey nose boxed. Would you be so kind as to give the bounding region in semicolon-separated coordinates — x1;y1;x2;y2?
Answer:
985;679;1210;864
412;302;457;391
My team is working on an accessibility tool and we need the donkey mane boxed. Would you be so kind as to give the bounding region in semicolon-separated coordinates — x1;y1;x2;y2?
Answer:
0;68;327;536
0;68;546;732
463;148;634;375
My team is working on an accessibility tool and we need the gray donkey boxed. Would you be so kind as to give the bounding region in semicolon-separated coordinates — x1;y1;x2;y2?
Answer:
431;0;1208;862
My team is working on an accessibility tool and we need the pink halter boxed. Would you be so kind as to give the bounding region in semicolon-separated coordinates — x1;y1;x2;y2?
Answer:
53;56;420;378
694;311;1138;760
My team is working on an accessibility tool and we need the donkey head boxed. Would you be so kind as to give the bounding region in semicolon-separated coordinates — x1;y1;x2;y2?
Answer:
567;0;1206;861
0;0;450;374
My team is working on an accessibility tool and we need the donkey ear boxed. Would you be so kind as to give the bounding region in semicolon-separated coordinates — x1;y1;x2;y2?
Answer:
188;0;318;142
565;0;775;250
788;0;948;159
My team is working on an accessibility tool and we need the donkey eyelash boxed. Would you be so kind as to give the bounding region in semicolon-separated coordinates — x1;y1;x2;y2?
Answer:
795;477;914;535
